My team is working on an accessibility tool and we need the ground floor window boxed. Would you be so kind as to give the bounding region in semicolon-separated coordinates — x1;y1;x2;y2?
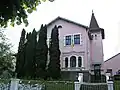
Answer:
78;56;82;67
65;57;68;68
70;56;76;67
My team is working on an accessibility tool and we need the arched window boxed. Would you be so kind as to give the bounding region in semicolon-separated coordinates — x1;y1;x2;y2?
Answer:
78;57;82;67
65;57;68;68
70;56;76;67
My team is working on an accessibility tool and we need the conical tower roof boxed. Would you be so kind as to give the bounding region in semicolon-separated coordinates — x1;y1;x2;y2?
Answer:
89;11;99;29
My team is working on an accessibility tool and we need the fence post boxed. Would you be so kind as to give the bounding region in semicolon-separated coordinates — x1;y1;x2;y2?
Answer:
78;73;83;82
74;73;83;90
10;78;20;90
74;82;81;90
107;81;113;90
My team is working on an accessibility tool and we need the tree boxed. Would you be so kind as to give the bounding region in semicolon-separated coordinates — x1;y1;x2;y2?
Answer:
24;32;32;78
35;24;48;79
48;25;61;80
24;29;37;79
0;0;54;28
31;29;37;78
16;29;26;78
0;29;14;79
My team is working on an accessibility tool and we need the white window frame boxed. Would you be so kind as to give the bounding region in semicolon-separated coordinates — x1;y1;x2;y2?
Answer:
68;55;84;68
73;33;82;45
64;33;82;46
64;34;72;46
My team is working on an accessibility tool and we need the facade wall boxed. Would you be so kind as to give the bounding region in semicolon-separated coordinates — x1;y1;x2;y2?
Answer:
47;19;90;71
103;53;120;75
90;31;104;66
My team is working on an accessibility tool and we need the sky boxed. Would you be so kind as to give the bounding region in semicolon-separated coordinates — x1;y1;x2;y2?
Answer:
3;0;120;61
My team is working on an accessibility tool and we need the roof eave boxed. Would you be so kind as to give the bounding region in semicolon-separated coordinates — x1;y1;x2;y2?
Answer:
47;16;88;29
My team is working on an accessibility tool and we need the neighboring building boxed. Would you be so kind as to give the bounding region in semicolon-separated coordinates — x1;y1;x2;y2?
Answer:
46;12;105;81
103;53;120;75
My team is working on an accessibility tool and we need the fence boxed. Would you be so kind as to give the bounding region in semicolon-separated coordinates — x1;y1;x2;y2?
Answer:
0;78;114;90
74;81;113;90
0;78;74;90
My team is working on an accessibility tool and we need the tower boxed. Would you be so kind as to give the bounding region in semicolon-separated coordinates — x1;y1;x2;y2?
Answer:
89;12;105;71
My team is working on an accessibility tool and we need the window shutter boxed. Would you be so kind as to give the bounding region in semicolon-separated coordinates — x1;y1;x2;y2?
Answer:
80;34;83;45
64;36;66;46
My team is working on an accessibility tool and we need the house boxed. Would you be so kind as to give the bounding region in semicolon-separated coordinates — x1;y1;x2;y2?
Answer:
103;53;120;75
46;12;105;81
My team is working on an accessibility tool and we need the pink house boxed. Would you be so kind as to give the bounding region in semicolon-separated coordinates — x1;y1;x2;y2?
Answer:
46;12;105;81
103;53;120;75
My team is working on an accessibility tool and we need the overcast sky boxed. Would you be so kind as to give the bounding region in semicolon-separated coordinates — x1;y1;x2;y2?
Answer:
4;0;120;60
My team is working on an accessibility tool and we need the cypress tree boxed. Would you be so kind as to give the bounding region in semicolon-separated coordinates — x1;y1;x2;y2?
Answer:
24;32;32;78
31;29;37;78
16;29;26;78
35;24;48;79
48;25;61;80
24;29;37;79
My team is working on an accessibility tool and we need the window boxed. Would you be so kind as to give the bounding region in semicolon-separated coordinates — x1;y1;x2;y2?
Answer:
74;34;80;44
65;57;68;68
107;69;112;73
95;34;97;40
78;57;82;67
65;35;71;45
94;65;100;69
70;56;76;67
91;35;94;39
94;64;101;81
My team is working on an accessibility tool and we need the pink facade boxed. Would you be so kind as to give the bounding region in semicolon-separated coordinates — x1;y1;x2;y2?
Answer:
47;15;104;73
90;31;104;67
103;53;120;75
47;19;90;70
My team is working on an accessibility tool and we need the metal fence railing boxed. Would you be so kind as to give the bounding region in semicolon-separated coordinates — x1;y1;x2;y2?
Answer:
0;78;115;90
80;83;108;90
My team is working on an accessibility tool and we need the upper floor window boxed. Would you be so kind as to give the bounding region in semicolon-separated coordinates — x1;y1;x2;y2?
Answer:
74;34;80;44
65;35;71;45
64;34;82;46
